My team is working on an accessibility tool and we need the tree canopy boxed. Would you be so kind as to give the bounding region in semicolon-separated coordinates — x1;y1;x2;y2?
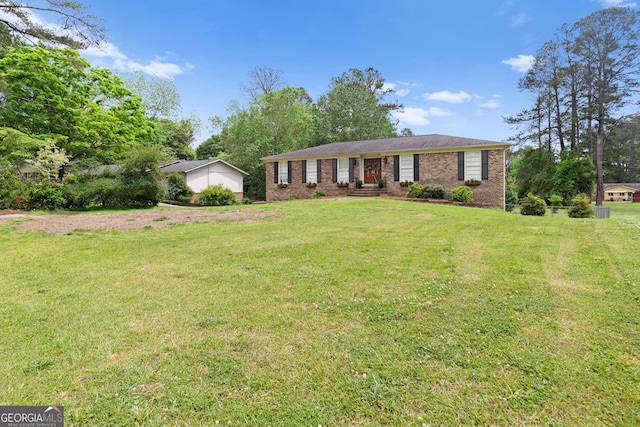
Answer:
0;0;104;48
121;70;181;120
312;67;402;146
506;7;640;205
214;86;314;197
0;46;153;175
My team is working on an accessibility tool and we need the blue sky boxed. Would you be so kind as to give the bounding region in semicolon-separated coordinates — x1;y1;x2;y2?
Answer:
61;1;640;144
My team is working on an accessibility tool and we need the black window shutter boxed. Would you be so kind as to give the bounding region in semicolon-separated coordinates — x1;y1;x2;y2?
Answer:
458;152;465;180
274;161;279;183
349;158;355;182
332;159;337;182
393;155;400;181
481;150;489;180
302;160;307;183
287;161;292;184
317;159;322;183
413;154;420;182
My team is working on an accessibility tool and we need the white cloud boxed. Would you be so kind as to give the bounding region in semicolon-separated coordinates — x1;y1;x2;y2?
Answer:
423;90;476;104
598;0;637;6
383;81;415;97
82;42;127;60
479;99;502;108
393;106;453;126
82;42;191;79
501;54;535;73
427;107;452;117
394;107;431;126
510;14;530;27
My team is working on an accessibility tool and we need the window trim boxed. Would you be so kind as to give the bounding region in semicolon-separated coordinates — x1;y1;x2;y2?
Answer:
306;159;318;183
399;155;413;181
279;161;288;183
337;158;349;182
464;151;482;181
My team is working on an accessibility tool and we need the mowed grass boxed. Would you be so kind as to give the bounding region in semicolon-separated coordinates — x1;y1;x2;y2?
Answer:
0;198;638;426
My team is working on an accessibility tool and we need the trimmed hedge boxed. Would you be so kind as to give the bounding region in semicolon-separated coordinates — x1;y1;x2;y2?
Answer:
452;186;474;203
196;184;237;206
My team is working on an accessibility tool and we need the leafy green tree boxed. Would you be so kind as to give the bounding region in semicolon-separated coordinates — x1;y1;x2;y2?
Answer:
119;146;168;206
217;86;314;197
33;141;69;181
551;151;595;205
196;134;225;159
152;116;200;160
166;172;194;203
313;67;402;146
0;22;20;58
506;8;640;205
121;70;181;120
605;115;640;182
574;8;640;205
510;146;557;199
0;158;25;208
0;0;104;48
0;46;153;175
0;127;46;177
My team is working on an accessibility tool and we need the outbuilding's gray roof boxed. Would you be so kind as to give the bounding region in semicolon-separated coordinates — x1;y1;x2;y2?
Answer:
161;159;248;175
262;134;509;161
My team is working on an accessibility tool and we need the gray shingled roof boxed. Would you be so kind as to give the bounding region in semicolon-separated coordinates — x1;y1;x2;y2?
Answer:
262;134;509;161
604;183;640;191
161;159;248;175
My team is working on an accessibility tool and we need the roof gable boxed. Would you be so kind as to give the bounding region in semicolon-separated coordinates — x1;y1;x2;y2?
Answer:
161;159;248;175
261;134;509;161
604;183;640;192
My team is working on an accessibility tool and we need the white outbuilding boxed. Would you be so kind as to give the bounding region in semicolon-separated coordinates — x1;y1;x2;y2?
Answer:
161;159;248;200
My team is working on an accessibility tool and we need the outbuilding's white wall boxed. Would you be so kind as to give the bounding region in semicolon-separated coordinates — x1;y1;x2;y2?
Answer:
186;162;244;193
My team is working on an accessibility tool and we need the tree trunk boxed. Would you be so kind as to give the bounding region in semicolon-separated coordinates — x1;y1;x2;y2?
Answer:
595;123;605;206
630;136;637;182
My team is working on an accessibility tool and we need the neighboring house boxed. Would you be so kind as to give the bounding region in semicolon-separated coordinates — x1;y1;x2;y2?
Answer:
160;159;248;200
261;134;510;209
603;183;640;202
16;161;42;181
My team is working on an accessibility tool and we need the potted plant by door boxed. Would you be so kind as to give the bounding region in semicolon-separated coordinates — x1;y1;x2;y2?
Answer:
356;179;363;188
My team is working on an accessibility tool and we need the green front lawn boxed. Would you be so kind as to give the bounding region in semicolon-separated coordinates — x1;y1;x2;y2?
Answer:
1;199;638;426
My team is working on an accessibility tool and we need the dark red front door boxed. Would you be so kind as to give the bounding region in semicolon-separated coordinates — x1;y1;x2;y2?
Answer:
363;158;382;184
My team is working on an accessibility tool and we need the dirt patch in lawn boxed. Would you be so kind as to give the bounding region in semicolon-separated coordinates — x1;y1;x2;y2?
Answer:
0;208;273;234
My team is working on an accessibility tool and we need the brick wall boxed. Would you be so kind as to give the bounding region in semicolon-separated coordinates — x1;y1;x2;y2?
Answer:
265;149;506;208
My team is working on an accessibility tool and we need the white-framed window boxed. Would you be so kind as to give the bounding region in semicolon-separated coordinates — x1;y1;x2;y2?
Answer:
399;155;413;181
465;151;481;180
279;161;288;183
338;158;349;182
306;159;317;183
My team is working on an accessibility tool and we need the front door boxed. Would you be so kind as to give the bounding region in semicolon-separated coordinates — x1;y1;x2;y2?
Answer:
363;158;382;184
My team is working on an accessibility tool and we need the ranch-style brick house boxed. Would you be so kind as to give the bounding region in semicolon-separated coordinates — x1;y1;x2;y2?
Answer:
262;134;510;209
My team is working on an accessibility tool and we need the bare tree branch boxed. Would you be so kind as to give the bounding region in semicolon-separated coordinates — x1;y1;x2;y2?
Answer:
240;66;286;99
0;0;105;48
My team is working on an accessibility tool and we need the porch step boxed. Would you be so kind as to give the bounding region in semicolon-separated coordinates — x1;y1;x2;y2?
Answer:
347;187;387;197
